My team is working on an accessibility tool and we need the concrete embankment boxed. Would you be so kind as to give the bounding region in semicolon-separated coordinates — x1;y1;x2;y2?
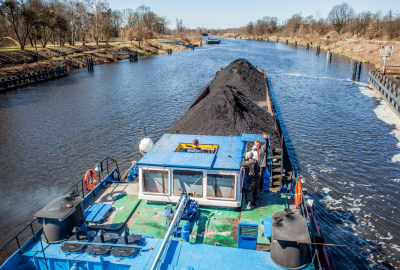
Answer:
368;70;400;119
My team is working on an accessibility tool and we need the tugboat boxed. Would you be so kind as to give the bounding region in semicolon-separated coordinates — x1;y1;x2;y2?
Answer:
0;60;334;270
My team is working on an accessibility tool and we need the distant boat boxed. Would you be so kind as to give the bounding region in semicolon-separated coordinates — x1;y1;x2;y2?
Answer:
206;38;221;45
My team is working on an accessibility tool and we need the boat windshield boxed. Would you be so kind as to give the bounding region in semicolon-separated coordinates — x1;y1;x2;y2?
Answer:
173;170;203;197
207;174;235;199
143;169;169;194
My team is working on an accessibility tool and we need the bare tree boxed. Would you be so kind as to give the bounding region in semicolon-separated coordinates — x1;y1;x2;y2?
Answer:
1;0;36;50
287;14;302;35
125;26;135;43
328;3;354;34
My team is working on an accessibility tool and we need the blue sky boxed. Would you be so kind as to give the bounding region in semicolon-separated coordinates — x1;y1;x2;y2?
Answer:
108;0;398;29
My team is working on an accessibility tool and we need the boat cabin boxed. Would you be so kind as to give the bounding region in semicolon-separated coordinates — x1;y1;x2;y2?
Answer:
137;134;266;208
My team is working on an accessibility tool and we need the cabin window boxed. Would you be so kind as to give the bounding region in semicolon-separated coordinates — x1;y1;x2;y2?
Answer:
143;169;169;194
173;170;203;197
207;174;235;199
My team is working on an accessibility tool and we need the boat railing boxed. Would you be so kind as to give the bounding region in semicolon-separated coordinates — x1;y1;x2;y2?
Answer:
0;157;121;265
0;218;42;265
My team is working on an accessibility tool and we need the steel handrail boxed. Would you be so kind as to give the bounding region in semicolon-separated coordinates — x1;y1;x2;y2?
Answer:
0;219;38;252
369;71;400;107
1;157;120;262
151;196;188;270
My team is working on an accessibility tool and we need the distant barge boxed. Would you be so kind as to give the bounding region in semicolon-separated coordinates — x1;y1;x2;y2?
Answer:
206;38;221;45
0;60;334;270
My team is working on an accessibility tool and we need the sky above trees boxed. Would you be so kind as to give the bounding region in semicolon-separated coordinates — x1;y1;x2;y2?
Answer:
108;0;398;29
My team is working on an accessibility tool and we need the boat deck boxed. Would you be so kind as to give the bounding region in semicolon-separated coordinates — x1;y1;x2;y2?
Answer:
22;236;284;270
84;182;295;249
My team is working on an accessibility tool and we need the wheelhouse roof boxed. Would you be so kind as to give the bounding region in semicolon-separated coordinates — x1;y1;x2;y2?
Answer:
137;134;264;171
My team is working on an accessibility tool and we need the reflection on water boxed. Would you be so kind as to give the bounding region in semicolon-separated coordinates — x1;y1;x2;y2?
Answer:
0;37;399;269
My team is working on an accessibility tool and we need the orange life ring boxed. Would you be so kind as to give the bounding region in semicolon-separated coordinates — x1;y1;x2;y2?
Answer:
84;169;97;191
295;176;303;207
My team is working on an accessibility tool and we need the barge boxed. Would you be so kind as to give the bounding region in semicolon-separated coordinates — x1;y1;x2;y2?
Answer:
0;60;334;270
206;39;220;45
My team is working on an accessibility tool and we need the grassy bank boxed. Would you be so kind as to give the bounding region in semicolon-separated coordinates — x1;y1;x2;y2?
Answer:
220;32;400;84
0;37;203;78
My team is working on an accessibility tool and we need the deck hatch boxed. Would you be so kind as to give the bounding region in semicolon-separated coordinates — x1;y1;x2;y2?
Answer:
174;143;218;154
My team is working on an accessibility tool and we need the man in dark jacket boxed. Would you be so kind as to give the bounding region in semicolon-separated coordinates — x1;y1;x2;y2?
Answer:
254;132;270;192
240;152;260;210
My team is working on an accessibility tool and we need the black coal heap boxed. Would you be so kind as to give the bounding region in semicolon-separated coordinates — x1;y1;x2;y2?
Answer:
168;58;279;147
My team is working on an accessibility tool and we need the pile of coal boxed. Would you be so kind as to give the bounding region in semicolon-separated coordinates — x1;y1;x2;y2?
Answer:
168;58;279;147
208;58;267;102
168;85;279;147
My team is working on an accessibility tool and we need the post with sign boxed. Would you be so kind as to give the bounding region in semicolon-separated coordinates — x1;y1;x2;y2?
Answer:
58;52;64;68
380;45;393;75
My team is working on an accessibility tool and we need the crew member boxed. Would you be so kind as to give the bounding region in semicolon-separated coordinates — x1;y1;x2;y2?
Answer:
240;152;260;210
188;139;203;153
254;132;270;193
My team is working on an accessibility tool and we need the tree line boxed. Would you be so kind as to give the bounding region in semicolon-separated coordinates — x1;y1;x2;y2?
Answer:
0;0;171;50
223;3;400;40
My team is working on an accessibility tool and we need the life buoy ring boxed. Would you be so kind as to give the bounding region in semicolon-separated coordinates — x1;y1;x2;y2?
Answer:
295;176;303;207
84;169;97;191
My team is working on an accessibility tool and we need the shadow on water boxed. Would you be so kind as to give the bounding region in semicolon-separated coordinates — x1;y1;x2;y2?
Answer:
0;37;399;269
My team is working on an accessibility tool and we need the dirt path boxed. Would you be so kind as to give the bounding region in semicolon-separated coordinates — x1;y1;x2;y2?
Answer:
0;39;203;78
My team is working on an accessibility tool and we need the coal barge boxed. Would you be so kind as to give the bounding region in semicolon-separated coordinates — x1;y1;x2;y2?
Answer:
0;59;334;270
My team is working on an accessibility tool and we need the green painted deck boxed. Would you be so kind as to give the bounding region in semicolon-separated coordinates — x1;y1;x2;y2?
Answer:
241;192;291;245
126;192;294;248
110;194;140;230
88;194;140;231
127;200;240;247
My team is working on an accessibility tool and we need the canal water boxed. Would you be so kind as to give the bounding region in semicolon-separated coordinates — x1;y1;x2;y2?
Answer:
1;37;399;269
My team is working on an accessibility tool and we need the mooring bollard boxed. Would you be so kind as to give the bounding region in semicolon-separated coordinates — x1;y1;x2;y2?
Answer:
357;62;362;81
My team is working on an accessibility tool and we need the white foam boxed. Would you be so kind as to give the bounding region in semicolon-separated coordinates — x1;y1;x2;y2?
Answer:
375;102;400;162
286;73;369;86
360;85;400;163
360;86;380;98
322;187;330;193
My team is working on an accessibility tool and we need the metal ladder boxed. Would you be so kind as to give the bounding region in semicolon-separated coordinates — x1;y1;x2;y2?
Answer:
271;148;284;187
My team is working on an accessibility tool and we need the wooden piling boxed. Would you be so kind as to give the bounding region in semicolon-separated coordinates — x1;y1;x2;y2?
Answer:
306;43;309;50
352;61;358;80
357;62;362;81
267;38;269;42
276;39;278;42
286;40;288;44
295;41;297;47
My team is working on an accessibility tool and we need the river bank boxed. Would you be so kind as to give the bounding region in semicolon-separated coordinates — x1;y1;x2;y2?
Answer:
220;32;400;84
0;38;203;78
